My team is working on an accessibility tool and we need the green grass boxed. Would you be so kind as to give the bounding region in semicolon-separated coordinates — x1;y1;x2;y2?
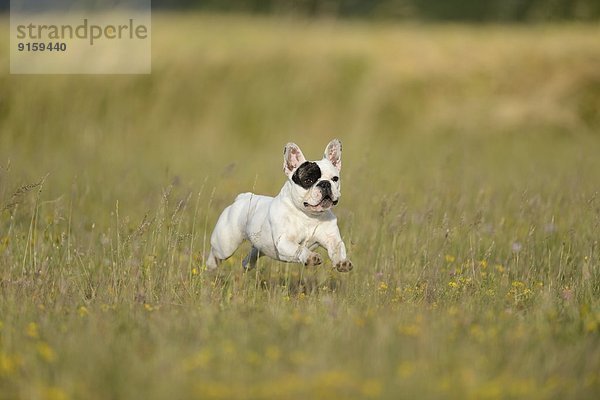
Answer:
1;13;600;400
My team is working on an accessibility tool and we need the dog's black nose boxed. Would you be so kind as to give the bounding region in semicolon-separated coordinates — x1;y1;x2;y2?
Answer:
316;180;334;200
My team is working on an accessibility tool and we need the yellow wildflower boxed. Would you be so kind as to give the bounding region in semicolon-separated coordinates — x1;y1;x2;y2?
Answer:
36;342;56;363
42;386;68;400
26;322;39;339
245;350;261;366
397;361;415;378
360;379;382;398
289;351;308;365
265;346;281;362
398;324;420;337
0;353;15;376
221;340;236;356
447;306;459;316
180;348;212;372
78;306;88;317
470;324;484;341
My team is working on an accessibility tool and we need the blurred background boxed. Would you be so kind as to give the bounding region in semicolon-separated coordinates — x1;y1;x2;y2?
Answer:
1;2;600;399
155;0;600;21
2;0;599;287
4;0;600;21
1;0;599;226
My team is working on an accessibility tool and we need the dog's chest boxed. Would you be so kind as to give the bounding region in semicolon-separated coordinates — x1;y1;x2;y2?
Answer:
287;219;322;248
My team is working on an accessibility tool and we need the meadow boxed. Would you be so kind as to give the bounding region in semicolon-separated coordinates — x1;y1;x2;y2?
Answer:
1;13;600;400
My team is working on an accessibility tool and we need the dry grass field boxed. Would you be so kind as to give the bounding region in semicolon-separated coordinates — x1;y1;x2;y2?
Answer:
1;14;600;400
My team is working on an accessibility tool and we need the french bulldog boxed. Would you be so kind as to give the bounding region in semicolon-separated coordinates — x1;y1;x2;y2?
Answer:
206;139;353;272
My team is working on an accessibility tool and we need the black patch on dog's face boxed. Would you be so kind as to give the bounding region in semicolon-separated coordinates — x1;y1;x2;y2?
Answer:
292;162;321;189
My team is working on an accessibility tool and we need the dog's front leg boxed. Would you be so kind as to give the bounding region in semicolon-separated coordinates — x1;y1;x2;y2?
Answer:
274;236;322;266
320;228;353;272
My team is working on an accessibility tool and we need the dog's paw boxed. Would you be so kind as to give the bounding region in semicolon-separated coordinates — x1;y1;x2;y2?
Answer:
335;260;353;272
305;252;323;266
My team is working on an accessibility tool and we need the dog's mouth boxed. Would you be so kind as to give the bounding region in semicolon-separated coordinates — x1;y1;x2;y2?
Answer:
304;196;338;210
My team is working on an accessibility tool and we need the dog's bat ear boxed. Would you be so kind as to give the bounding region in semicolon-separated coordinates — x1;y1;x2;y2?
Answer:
283;142;306;177
324;139;342;171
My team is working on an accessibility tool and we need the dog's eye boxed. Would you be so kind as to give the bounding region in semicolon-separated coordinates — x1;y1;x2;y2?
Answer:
303;177;317;186
332;176;339;182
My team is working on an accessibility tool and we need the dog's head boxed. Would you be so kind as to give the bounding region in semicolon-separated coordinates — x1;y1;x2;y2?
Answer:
283;139;343;214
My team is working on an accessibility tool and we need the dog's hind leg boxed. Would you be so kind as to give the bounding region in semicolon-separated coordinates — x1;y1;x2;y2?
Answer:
206;206;246;270
206;232;244;271
241;247;261;271
206;249;221;271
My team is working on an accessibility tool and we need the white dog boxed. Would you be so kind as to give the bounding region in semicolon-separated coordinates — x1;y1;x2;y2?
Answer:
206;139;353;272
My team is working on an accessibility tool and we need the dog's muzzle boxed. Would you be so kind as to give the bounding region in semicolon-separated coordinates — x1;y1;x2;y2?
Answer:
304;181;339;209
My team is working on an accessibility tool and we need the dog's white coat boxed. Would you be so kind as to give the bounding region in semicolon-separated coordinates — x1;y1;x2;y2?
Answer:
206;139;352;272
